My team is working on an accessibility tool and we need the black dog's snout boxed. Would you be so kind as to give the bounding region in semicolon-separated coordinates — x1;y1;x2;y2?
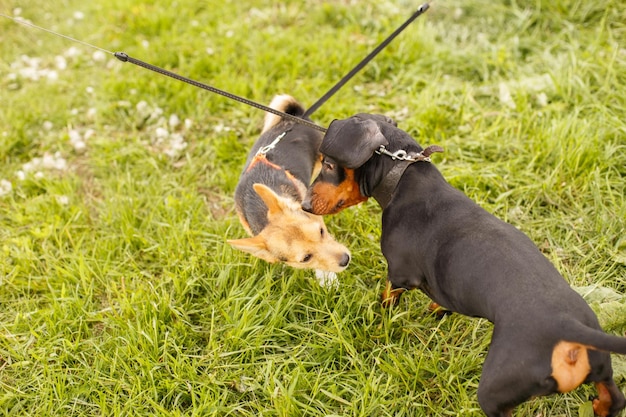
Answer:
340;253;351;267
301;199;313;213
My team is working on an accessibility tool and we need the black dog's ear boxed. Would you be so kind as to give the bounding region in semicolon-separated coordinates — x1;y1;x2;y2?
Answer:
353;113;398;127
320;117;388;168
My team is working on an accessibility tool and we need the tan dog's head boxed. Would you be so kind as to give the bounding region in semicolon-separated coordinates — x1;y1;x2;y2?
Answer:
228;183;351;272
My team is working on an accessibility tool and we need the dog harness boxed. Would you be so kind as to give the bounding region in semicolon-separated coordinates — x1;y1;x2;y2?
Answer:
371;144;444;208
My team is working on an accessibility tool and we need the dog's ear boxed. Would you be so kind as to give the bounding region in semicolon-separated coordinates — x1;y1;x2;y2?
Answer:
227;235;278;263
252;183;289;216
320;117;388;168
353;113;397;127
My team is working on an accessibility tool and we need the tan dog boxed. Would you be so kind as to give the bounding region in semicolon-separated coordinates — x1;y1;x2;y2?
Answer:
228;95;350;282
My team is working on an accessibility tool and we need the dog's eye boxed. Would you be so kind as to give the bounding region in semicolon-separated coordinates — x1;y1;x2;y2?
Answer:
320;228;325;238
323;160;335;170
302;253;313;263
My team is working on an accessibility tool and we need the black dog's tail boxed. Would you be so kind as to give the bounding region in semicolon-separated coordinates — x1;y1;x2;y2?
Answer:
262;95;306;133
564;321;626;354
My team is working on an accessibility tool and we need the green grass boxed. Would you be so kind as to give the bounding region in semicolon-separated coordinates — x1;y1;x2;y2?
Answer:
1;0;625;416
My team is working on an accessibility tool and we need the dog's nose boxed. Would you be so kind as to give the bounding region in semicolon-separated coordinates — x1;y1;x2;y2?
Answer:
339;253;350;268
301;199;313;213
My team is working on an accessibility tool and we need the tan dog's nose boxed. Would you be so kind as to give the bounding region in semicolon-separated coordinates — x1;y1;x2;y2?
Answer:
340;253;350;268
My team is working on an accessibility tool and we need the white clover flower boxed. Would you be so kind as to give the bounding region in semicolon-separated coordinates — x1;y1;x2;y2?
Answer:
155;127;169;139
64;46;81;58
168;114;180;128
136;100;149;113
55;55;67;70
92;50;106;62
164;133;188;157
56;195;70;205
73;11;85;20
69;129;86;153
536;92;548;107
68;129;82;143
498;82;516;110
45;69;59;81
0;179;12;197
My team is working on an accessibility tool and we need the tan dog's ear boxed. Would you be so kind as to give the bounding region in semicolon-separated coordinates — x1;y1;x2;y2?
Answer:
227;235;278;263
253;183;289;216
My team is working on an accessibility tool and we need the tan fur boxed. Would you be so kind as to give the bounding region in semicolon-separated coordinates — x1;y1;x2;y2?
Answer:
228;184;350;273
262;94;300;133
551;341;591;393
593;382;613;417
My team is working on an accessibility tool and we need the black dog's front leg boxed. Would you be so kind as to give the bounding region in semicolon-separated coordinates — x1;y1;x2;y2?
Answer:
381;279;405;308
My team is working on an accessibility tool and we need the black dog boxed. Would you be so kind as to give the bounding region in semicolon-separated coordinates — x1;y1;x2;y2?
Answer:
302;113;626;417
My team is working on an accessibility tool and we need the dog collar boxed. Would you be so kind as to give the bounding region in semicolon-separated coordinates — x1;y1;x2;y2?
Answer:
371;145;444;208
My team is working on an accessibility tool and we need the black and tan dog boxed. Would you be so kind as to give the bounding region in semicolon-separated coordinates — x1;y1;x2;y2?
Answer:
228;95;350;281
302;113;626;416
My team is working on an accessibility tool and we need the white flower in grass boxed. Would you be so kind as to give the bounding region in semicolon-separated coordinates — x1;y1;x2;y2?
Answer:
64;47;81;58
169;114;180;129
92;50;106;62
45;70;59;81
184;118;193;129
68;129;87;153
73;11;85;20
55;55;67;70
56;195;70;205
42;152;67;170
23;152;68;174
84;129;95;140
536;92;548;107
136;100;149;115
43;121;54;131
498;82;516;110
164;133;188;158
155;127;169;139
0;179;12;197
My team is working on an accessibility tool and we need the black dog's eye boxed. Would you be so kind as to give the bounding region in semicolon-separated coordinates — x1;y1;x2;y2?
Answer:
320;228;325;237
322;159;335;171
302;253;313;263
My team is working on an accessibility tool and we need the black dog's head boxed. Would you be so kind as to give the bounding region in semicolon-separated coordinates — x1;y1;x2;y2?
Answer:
302;113;411;215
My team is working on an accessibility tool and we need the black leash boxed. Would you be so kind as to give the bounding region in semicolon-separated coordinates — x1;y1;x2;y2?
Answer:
2;3;431;130
303;2;430;118
112;52;327;132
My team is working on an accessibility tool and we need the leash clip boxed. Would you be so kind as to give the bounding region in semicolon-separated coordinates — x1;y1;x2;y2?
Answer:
375;145;428;162
375;144;444;163
256;131;287;156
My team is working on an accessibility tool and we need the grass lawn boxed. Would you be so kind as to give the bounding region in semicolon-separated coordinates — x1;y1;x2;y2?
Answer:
1;0;625;416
